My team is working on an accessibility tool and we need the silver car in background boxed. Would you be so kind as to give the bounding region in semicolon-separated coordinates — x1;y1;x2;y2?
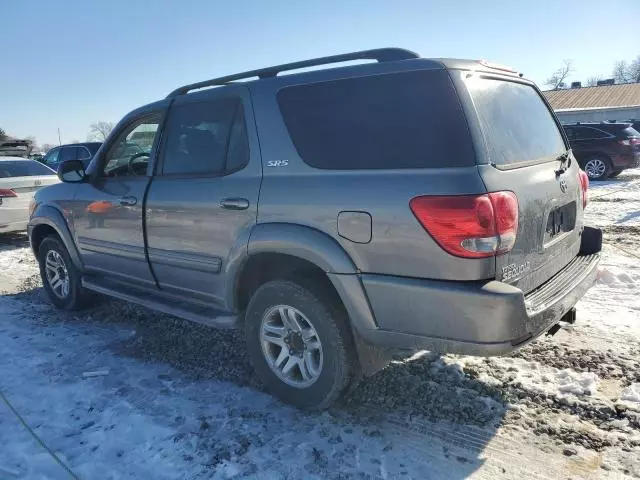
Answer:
0;158;58;233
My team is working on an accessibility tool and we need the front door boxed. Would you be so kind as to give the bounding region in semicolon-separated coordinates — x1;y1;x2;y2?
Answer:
71;111;164;286
145;86;261;306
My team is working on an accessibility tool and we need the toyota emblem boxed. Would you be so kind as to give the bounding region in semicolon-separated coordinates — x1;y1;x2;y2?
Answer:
559;179;568;193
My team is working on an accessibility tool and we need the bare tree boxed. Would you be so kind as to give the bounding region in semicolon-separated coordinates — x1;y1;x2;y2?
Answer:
88;121;115;141
613;61;630;84
41;143;55;153
545;60;573;90
0;128;6;142
629;55;640;83
585;76;602;87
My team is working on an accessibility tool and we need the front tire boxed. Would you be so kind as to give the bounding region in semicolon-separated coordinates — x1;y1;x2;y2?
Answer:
245;279;357;410
38;235;90;310
583;157;612;180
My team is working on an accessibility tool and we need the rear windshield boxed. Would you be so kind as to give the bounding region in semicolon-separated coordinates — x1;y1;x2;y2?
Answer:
0;161;55;177
277;70;475;170
466;78;565;166
622;126;639;138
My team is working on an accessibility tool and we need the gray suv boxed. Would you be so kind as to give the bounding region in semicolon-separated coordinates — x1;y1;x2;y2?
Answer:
28;49;601;409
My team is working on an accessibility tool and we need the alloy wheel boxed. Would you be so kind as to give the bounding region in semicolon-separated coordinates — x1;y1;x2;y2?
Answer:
584;159;607;179
44;250;70;299
260;305;324;388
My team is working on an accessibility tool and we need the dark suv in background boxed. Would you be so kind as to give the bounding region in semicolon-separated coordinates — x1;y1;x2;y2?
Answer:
42;142;102;172
563;122;640;180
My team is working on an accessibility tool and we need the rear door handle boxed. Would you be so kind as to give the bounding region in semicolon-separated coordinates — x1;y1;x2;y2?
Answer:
220;198;249;210
119;196;137;206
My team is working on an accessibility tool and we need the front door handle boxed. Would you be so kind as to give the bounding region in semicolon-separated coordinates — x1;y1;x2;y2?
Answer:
220;198;249;210
119;196;137;206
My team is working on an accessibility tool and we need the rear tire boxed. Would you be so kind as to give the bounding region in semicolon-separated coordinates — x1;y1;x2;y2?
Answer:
38;235;90;310
583;157;612;180
245;279;357;410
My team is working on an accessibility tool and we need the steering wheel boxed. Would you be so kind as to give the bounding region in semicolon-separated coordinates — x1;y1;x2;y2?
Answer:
127;152;150;176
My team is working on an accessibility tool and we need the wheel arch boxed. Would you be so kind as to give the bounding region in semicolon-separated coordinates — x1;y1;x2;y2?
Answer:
29;205;84;270
578;151;612;167
232;224;386;376
231;223;358;312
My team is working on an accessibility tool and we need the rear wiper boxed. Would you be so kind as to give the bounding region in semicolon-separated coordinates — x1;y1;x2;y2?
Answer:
555;151;571;176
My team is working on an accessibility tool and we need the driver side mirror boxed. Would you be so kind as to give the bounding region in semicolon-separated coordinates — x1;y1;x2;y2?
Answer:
58;160;86;183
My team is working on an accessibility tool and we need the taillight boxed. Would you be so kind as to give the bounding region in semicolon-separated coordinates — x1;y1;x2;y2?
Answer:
0;189;17;198
578;170;589;209
618;138;640;146
409;191;519;258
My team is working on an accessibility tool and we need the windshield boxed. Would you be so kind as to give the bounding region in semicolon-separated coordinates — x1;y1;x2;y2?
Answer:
466;77;566;165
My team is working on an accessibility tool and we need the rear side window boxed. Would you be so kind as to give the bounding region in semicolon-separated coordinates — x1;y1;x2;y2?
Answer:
572;127;611;140
162;98;249;175
466;78;565;165
76;147;92;160
59;147;77;162
277;70;475;170
0;161;54;177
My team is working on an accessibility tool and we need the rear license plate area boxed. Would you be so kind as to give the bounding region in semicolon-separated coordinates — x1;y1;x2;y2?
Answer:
545;202;576;241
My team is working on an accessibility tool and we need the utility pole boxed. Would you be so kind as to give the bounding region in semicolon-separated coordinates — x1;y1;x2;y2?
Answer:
57;128;61;145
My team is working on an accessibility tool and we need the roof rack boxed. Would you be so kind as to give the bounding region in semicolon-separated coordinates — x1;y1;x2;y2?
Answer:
166;48;419;98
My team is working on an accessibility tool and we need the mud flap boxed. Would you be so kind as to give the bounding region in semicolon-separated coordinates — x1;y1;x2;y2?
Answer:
579;226;602;256
353;333;394;377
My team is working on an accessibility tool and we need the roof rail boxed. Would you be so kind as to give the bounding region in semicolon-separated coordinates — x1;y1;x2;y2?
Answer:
166;48;419;98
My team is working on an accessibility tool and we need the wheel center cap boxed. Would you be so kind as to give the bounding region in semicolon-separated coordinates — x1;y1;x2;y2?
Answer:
287;332;305;353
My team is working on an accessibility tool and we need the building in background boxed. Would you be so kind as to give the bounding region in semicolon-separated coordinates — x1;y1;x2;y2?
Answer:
543;83;640;124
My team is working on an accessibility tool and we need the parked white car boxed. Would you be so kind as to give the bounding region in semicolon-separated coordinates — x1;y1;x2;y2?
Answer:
0;157;59;233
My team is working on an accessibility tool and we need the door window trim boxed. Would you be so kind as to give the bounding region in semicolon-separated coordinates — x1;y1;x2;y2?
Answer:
94;111;165;179
155;96;250;179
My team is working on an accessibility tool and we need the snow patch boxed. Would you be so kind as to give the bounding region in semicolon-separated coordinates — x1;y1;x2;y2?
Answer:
620;383;640;403
555;369;598;396
598;266;636;287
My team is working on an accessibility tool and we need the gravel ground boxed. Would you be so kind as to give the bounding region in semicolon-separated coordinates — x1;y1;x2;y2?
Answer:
0;170;639;478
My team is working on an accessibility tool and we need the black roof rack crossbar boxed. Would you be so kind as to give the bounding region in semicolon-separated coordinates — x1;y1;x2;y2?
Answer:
167;48;419;98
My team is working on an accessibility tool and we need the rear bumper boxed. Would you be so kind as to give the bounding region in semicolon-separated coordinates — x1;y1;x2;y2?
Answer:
0;220;28;234
612;152;640;169
331;252;600;357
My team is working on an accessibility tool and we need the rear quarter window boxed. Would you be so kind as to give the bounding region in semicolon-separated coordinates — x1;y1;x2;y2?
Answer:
466;78;566;166
0;161;54;177
277;70;475;169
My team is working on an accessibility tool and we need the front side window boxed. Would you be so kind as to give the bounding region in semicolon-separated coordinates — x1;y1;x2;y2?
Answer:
102;116;161;177
43;148;60;166
161;97;248;176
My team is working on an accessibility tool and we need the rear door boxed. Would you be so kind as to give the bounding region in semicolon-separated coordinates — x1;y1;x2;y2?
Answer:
145;85;260;306
458;75;582;293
